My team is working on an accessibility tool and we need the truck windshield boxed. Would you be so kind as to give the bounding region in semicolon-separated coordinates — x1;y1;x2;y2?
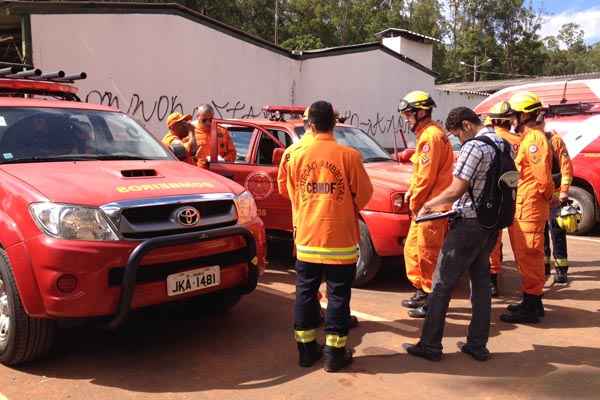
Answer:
0;107;171;164
295;126;392;163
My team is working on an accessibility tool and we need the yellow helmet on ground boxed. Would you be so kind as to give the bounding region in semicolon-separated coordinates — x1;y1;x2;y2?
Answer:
398;90;436;112
556;203;582;233
508;91;543;113
488;101;515;120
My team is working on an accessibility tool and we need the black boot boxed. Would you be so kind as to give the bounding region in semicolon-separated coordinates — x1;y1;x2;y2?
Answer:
402;289;427;309
297;341;322;368
500;294;540;324
490;274;499;298
507;293;544;317
323;346;353;372
408;295;428;318
555;267;568;284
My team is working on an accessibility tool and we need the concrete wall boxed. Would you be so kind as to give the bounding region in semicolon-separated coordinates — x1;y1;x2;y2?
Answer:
30;12;482;149
31;13;298;136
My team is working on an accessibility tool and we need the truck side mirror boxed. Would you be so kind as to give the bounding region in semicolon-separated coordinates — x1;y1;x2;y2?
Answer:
272;148;285;166
170;141;188;161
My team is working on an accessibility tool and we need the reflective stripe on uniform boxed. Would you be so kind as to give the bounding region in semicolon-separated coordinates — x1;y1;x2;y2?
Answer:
296;245;359;260
295;329;317;343
555;258;569;267
325;334;347;348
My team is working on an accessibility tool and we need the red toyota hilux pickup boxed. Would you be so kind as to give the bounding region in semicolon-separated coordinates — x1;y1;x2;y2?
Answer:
0;68;265;365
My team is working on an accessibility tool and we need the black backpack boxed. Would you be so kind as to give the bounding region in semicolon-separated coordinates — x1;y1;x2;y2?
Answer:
468;135;518;230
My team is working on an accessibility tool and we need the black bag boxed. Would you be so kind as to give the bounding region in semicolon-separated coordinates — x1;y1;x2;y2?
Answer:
468;135;518;230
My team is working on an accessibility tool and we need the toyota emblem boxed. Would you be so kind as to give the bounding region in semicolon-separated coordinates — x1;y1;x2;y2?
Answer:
175;206;201;227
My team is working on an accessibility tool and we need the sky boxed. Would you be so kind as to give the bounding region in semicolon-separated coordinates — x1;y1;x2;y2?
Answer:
534;0;600;44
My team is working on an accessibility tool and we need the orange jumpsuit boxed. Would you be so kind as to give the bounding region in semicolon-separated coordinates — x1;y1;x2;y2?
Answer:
404;121;454;293
508;126;554;295
548;131;573;195
161;131;195;165
489;127;522;274
194;124;237;169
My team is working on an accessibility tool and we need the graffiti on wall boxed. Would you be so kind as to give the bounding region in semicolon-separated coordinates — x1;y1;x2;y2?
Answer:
85;89;408;141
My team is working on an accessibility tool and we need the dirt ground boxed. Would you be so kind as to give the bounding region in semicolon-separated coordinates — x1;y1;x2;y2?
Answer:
1;232;599;400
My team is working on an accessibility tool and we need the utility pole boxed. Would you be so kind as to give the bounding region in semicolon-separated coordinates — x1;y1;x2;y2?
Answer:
460;57;492;82
274;0;279;45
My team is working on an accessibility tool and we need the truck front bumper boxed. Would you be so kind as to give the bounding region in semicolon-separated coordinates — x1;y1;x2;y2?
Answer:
18;219;265;324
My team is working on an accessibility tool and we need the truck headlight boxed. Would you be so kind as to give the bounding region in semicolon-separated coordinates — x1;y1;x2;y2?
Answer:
234;191;258;224
392;193;407;214
30;203;119;241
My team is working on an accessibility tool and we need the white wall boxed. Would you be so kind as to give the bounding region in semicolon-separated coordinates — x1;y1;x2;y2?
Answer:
30;12;482;149
31;13;298;136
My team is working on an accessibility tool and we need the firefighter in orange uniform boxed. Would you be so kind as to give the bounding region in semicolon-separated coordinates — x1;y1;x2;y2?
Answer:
485;102;522;297
287;101;373;372
399;91;454;318
501;92;554;324
544;128;573;283
162;112;195;165
193;104;236;169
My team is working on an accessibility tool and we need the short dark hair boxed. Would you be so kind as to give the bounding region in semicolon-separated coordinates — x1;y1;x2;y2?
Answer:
308;101;336;132
445;107;481;131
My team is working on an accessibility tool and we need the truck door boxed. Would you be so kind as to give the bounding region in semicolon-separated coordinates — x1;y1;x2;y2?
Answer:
209;120;292;232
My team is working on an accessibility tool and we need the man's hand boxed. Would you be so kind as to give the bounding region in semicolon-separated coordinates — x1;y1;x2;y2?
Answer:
417;202;433;218
559;192;569;205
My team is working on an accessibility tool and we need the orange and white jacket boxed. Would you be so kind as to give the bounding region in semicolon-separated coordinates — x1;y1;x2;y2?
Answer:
515;126;554;222
495;126;522;155
408;121;454;213
193;124;237;169
547;131;573;194
277;130;314;199
286;133;373;265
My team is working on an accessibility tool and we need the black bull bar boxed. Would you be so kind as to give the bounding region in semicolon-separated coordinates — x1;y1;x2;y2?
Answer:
108;226;258;329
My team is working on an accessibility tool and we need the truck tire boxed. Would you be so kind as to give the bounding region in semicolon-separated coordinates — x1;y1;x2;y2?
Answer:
0;249;55;366
354;221;382;287
568;186;597;235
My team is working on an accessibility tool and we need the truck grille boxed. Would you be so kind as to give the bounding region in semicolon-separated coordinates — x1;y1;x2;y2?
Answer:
101;194;238;240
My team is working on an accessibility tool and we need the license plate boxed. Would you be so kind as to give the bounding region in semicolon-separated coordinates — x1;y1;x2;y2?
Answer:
166;266;220;297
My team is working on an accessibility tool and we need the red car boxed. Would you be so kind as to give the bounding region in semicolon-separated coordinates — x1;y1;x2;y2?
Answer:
0;68;266;365
474;79;600;234
205;106;412;286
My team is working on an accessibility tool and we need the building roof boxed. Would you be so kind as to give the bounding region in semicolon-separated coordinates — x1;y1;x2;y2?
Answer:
436;72;600;95
375;28;440;44
0;1;437;77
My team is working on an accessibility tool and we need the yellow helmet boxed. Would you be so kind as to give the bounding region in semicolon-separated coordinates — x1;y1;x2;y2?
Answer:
398;90;436;112
483;116;492;126
508;91;543;113
556;203;582;233
488;101;515;120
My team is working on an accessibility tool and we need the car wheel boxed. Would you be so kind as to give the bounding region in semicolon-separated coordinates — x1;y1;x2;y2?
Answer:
354;221;382;287
0;249;55;366
568;186;597;235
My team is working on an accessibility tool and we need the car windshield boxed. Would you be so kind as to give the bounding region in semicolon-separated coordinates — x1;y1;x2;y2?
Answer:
295;126;392;162
0;107;172;164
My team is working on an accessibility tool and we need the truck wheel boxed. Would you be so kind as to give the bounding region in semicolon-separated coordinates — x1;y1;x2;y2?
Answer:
191;289;242;315
568;186;597;235
354;221;382;287
0;250;55;366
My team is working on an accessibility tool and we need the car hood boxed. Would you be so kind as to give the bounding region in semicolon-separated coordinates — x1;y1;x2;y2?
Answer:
364;161;412;192
0;160;242;206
